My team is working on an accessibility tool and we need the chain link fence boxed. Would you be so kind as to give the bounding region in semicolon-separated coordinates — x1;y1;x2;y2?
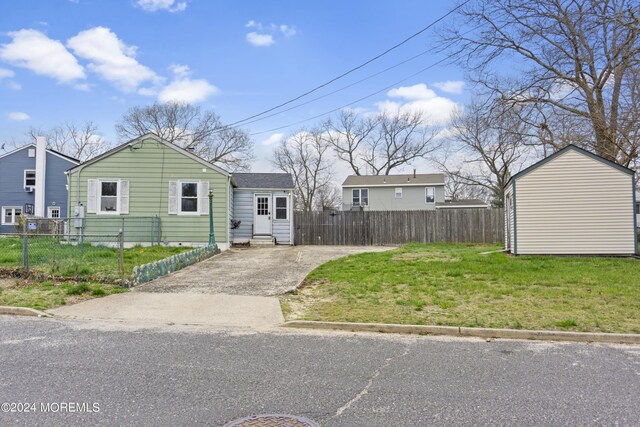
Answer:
0;215;162;280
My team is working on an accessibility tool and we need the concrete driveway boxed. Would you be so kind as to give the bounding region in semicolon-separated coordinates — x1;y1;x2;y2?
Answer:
135;245;394;296
49;245;394;328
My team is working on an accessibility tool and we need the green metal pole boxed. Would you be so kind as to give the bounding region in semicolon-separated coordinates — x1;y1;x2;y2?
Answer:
208;190;215;246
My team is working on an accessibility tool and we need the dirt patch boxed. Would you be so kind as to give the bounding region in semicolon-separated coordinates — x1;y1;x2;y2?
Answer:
0;278;17;289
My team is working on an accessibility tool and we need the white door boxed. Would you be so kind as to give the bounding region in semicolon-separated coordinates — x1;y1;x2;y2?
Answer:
254;194;272;235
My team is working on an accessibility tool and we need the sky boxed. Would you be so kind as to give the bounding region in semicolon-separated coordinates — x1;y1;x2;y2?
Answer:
0;0;469;177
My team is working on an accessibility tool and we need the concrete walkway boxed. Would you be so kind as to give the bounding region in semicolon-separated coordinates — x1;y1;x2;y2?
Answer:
48;292;284;328
136;245;394;296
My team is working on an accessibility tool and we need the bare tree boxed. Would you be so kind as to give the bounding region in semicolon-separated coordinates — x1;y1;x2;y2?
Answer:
272;129;334;211
116;102;254;171
28;121;108;161
443;170;489;201
442;101;530;206
1;121;108;161
443;0;640;165
324;109;440;175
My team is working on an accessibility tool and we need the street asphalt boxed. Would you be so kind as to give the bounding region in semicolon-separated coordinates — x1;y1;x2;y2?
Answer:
1;316;639;426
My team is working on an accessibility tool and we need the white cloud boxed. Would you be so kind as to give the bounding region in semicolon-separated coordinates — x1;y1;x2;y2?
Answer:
158;78;218;103
8;112;30;121
377;83;458;125
67;27;160;92
279;25;297;37
245;20;296;46
136;0;187;13
433;80;465;95
246;32;275;47
169;63;190;78
0;67;15;79
6;81;21;90
0;29;85;83
261;133;285;146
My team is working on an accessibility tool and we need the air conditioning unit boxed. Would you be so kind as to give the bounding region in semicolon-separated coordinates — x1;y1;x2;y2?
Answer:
24;186;34;193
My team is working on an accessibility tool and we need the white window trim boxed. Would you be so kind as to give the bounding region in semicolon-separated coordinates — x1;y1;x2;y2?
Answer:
1;206;22;225
274;196;288;220
352;188;369;207
395;187;403;199
425;186;435;204
47;206;61;219
24;169;36;189
98;179;120;215
178;181;200;216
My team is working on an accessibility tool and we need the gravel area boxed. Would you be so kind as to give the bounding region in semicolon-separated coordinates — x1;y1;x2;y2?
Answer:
135;245;394;296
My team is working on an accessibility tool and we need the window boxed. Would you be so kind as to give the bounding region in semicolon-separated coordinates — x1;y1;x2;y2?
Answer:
180;182;199;213
352;189;369;206
1;207;22;225
395;187;403;199
47;206;60;219
24;170;36;188
425;187;435;203
275;196;288;220
28;148;35;158
100;181;119;213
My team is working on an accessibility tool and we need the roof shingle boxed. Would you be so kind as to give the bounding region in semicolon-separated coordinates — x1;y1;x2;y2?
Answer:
342;173;445;187
233;173;295;189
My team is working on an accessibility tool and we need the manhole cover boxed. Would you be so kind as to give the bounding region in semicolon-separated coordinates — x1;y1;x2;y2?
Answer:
223;414;320;427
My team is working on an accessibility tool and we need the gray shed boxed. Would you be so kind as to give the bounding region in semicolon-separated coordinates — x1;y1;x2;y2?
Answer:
504;145;637;256
230;173;295;245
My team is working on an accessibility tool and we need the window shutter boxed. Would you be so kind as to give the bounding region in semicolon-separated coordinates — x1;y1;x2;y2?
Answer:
87;179;97;213
198;180;209;215
168;181;178;215
119;180;129;215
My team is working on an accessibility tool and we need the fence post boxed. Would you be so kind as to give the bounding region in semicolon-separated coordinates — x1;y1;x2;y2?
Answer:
22;217;28;271
118;228;125;279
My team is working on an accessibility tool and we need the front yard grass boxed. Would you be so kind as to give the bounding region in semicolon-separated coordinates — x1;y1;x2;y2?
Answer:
0;238;192;280
281;243;640;334
0;277;127;311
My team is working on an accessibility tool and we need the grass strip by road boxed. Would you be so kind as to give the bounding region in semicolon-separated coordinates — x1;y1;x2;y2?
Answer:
280;243;640;334
0;278;127;311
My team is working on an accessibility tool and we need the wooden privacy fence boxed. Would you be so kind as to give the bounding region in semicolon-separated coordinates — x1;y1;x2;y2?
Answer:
294;209;504;246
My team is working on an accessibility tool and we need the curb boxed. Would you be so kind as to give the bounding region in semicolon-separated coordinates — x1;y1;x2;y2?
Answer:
282;321;640;345
0;306;52;318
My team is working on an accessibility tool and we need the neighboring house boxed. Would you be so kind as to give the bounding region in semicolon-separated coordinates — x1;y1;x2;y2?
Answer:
66;133;233;249
230;173;295;245
66;133;295;249
504;145;637;256
342;173;445;211
636;192;639;228
437;199;489;209
0;137;79;233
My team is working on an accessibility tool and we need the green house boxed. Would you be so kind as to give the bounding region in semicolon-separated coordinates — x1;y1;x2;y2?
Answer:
66;133;233;249
67;133;296;249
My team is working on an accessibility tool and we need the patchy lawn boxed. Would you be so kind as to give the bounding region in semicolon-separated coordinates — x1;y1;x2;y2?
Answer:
0;277;127;311
281;243;640;334
0;238;192;281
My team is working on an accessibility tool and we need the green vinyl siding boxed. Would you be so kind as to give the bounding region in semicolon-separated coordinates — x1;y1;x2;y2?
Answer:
67;138;229;244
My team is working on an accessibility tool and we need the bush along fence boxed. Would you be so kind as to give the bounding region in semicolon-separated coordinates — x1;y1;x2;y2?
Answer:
294;208;504;246
127;244;220;287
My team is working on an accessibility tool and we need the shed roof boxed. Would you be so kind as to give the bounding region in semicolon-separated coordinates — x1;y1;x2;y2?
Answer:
507;145;634;187
232;173;294;189
342;173;445;187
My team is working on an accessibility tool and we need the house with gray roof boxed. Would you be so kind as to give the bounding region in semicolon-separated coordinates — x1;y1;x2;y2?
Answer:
341;172;446;211
230;173;295;245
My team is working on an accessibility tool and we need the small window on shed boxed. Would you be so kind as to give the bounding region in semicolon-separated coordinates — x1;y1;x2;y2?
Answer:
395;188;403;198
275;196;288;220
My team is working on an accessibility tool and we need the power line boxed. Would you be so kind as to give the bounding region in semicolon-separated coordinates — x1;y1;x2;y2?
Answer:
249;55;451;136
236;49;432;128
226;0;470;127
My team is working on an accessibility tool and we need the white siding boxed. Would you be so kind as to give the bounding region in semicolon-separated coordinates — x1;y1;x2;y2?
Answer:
504;183;514;251
228;184;234;241
515;149;635;255
232;189;293;244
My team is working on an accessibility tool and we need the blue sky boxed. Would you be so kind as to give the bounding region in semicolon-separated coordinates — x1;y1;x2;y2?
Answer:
0;0;468;172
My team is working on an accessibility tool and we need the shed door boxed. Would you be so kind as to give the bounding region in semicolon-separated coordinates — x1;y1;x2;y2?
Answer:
254;194;272;235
